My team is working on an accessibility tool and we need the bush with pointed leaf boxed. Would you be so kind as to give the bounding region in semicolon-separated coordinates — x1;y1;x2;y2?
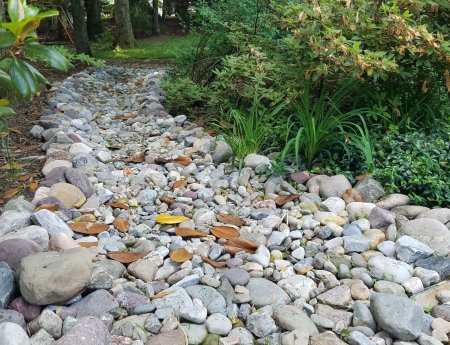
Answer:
0;0;69;133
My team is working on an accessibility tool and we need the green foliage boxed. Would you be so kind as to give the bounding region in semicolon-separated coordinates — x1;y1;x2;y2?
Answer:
282;83;370;169
52;45;106;67
161;76;206;114
218;95;285;169
93;34;199;60
129;0;153;38
0;0;69;133
372;124;450;207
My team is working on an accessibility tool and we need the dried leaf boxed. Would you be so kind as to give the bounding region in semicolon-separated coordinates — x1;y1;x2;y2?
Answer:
110;202;130;210
170;248;193;263
113;218;129;233
149;290;175;299
210;226;239;239
224;245;255;255
226;238;258;250
274;194;299;206
10;128;22;135
106;251;149;264
123;167;133;176
217;214;245;227
175;227;207;238
171;156;192;166
78;242;98;248
28;182;38;191
159;195;175;204
35;204;60;212
1;162;24;170
343;188;363;203
124;152;145;163
116;114;137;120
156;214;190;224
1;188;19;199
201;256;227;268
173;180;187;189
17;174;34;181
69;222;109;235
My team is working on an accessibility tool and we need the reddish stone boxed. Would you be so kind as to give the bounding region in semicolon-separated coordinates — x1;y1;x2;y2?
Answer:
9;297;41;322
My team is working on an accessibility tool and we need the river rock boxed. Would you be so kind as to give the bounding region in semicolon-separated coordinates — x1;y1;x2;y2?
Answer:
54;316;110;345
18;248;92;305
398;218;450;256
49;183;86;209
247;278;290;307
0;211;31;237
0;262;15;309
0;239;39;271
0;322;30;345
64;169;95;198
31;210;73;237
368;256;413;284
371;292;424;341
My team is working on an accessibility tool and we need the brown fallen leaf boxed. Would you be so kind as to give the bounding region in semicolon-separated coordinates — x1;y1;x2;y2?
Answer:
35;204;60;212
201;256;227;268
175;227;207;238
123;167;133;176
224;245;255;255
69;222;109;235
170;248;193;263
106;251;149;264
1;162;24;170
17;174;34;181
343;188;363;203
28;182;38;191
173;180;187;189
149;290;176;299
124;152;145;163
1;188;19;199
226;237;258;250
116;114;137;120
10;128;22;135
274;194;299;206
171;156;193;166
217;214;245;227
78;242;98;248
210;226;240;239
113;218;129;233
160;195;175;204
110;202;130;210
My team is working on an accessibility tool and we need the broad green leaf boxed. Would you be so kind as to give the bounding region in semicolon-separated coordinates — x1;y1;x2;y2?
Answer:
0;31;15;49
8;0;25;22
0;99;9;106
9;58;40;98
24;42;69;72
0;107;16;116
0;70;13;90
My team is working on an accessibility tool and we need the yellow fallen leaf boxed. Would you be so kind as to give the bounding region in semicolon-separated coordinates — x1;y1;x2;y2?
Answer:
156;214;190;224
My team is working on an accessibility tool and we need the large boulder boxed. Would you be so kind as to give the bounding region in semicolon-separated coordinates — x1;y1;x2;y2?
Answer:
0;226;49;252
18;248;92;305
0;211;31;238
399;218;450;256
371;293;424;341
54;316;110;345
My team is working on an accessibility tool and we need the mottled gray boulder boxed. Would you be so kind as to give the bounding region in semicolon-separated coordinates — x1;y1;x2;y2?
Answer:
54;317;110;345
0;322;30;345
246;278;290;307
273;305;318;335
64;168;94;198
368;256;413;284
154;287;194;317
18;248;92;305
417;208;450;225
369;207;395;229
0;211;31;238
320;175;352;198
185;285;223;314
72;289;119;318
212;140;233;165
371;293;424;341
0;226;49;252
399;218;450;256
395;236;433;263
0;262;15;309
3;197;34;213
31;210;73;237
354;176;384;202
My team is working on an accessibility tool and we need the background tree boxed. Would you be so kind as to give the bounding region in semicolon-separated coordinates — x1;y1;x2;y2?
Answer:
0;0;5;21
70;0;92;56
114;0;135;48
85;0;103;39
152;0;160;36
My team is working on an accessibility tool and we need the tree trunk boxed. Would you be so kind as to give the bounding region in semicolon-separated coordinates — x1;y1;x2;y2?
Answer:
86;0;103;39
152;0;160;36
70;0;93;56
114;0;135;48
0;0;6;22
175;0;190;34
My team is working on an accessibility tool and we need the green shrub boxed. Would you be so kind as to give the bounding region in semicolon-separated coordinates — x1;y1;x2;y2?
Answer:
372;124;450;207
161;76;207;114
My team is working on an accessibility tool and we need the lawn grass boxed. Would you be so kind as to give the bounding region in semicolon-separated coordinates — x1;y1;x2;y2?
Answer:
93;34;199;60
